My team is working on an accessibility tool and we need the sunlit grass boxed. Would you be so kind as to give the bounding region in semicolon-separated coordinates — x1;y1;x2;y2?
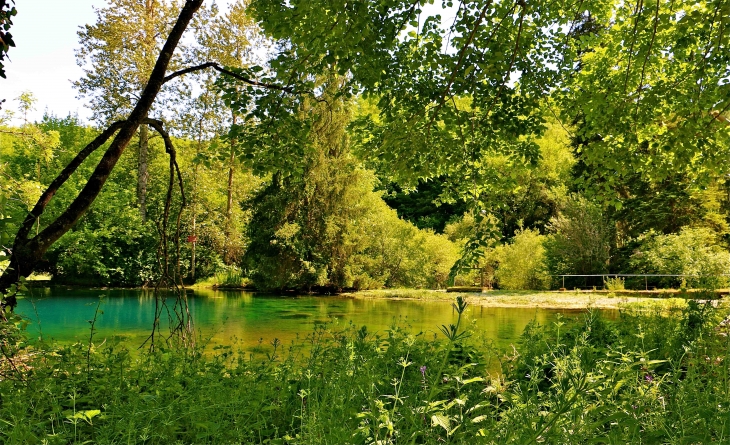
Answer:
347;288;706;310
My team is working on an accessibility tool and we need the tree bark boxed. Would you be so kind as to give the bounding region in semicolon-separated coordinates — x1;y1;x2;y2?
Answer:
224;113;236;264
0;0;205;299
138;123;149;221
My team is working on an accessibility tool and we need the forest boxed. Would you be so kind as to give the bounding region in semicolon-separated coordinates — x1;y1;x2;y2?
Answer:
1;0;730;443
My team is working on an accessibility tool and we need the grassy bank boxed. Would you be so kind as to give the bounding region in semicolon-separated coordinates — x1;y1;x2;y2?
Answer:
346;288;702;310
1;297;729;443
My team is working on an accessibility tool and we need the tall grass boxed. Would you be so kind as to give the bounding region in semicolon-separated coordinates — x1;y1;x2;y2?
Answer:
1;296;729;443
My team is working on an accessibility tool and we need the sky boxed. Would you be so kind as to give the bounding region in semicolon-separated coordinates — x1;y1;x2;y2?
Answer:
2;0;102;123
1;0;234;125
2;0;452;125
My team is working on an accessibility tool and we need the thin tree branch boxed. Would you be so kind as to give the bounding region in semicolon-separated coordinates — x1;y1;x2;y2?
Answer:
427;0;494;135
162;61;295;93
635;0;660;107
622;0;645;95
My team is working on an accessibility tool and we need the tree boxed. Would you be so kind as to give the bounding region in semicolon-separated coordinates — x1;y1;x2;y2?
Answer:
75;0;180;221
560;0;730;209
240;0;730;262
196;0;259;264
0;0;206;307
242;78;458;290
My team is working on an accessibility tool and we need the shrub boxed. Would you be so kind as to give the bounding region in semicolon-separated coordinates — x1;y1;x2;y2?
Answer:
544;195;613;276
244;167;460;291
495;228;550;290
603;276;625;290
629;227;730;288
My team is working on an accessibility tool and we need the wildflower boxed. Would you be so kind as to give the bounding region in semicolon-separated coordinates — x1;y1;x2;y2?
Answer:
644;373;653;383
420;365;427;378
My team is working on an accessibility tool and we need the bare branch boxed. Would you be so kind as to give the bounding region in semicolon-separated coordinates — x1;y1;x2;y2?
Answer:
163;61;295;93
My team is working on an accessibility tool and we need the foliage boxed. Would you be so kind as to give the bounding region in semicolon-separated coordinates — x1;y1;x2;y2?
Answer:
562;0;730;209
629;227;730;289
2;297;730;443
495;228;551;291
0;0;15;81
544;195;613;276
603;276;625;291
242;80;459;291
51;210;157;286
74;0;181;124
381;177;467;233
245;160;459;291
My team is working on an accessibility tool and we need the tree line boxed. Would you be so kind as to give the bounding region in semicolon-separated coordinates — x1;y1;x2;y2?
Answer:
1;0;730;300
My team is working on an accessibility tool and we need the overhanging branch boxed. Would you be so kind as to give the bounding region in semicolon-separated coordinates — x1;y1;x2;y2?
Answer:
163;62;295;94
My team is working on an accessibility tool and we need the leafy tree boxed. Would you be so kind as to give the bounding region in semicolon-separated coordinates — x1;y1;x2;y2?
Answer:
561;0;730;209
243;79;458;290
196;0;259;264
75;0;181;221
0;0;206;303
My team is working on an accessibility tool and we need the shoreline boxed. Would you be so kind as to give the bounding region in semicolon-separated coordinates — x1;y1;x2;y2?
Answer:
344;289;726;310
22;282;727;311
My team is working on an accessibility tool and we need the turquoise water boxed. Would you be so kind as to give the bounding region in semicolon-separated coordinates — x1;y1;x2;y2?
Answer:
15;287;594;352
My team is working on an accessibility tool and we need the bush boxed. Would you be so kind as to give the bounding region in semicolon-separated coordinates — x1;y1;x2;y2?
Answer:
51;212;158;287
629;227;730;288
244;156;459;291
544;195;613;277
495;228;550;290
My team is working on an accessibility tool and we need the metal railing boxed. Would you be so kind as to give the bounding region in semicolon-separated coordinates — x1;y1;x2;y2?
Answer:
554;274;730;291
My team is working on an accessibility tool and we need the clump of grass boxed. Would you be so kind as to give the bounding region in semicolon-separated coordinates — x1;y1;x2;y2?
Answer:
603;276;625;290
193;266;252;289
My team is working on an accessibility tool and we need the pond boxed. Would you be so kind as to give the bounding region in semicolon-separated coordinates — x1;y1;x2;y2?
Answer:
15;287;598;353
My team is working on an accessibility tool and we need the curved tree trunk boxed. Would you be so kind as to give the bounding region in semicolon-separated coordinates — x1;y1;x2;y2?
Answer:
0;0;205;302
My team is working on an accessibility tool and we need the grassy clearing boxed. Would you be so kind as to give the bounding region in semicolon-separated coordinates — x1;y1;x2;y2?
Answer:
347;288;699;310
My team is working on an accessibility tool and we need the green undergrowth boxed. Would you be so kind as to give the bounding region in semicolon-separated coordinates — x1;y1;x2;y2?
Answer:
2;297;730;444
191;267;254;289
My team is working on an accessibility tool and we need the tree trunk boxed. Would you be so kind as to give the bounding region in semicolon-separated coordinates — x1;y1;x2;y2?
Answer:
138;123;149;221
0;0;205;300
224;113;236;264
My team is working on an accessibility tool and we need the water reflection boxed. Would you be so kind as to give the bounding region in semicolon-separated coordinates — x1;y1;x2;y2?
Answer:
16;287;602;353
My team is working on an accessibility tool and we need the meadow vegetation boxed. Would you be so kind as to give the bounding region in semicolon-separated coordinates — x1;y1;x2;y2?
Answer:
2;297;729;443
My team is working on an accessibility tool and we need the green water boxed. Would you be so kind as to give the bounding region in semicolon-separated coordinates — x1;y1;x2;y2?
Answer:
16;287;595;352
